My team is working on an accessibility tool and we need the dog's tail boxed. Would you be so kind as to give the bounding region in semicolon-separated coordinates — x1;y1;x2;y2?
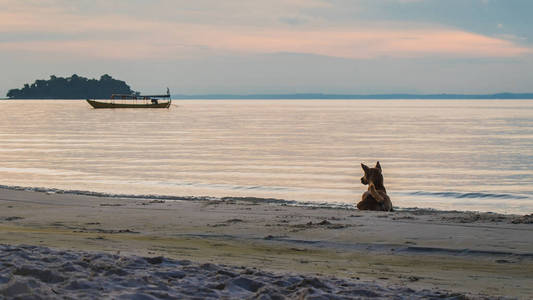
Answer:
369;183;385;203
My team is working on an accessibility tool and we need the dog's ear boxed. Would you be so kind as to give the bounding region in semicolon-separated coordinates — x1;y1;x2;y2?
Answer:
375;161;382;171
361;163;369;173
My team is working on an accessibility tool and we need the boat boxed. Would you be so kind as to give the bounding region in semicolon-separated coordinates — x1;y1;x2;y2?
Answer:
86;88;172;109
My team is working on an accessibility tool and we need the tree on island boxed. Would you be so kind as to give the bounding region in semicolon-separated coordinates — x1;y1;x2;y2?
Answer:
6;74;136;99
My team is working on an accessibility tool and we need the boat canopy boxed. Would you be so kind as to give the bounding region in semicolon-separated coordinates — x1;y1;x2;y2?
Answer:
111;93;170;99
139;94;170;98
110;88;170;100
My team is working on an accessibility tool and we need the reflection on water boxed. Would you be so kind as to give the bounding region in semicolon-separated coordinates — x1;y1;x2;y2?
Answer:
0;99;532;214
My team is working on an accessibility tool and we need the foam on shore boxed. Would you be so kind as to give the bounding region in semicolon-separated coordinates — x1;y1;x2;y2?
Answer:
0;184;526;215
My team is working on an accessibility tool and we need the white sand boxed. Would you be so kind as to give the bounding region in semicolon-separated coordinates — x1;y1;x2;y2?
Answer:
0;186;532;299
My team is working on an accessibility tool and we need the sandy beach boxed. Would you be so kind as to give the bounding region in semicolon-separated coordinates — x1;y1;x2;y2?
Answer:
3;0;533;298
0;186;531;299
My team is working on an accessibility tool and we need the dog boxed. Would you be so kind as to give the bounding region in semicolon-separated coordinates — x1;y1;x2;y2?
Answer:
357;161;393;211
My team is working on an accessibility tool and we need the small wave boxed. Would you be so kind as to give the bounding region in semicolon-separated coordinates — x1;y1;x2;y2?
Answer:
404;191;529;200
0;184;357;210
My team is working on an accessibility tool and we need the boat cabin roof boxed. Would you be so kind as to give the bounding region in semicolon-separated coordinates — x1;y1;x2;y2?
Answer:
139;94;170;98
111;94;170;99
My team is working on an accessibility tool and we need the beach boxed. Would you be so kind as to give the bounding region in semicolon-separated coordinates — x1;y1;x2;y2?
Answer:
1;186;532;299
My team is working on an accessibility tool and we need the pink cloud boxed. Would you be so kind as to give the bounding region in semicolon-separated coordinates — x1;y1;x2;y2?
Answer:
0;8;530;60
204;27;531;59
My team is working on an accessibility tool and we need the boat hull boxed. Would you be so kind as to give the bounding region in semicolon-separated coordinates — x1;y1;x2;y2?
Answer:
86;99;171;109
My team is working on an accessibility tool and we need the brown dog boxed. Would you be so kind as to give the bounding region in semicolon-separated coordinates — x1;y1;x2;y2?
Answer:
357;161;393;211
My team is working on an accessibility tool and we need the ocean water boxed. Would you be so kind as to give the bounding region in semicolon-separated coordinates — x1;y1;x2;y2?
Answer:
0;99;532;214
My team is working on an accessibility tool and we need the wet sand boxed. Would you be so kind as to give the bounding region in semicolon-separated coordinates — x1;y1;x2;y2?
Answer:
0;187;532;299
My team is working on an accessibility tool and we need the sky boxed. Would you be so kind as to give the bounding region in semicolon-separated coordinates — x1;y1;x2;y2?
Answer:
1;0;532;95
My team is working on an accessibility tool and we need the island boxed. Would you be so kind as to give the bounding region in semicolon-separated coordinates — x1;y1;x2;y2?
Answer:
6;74;135;99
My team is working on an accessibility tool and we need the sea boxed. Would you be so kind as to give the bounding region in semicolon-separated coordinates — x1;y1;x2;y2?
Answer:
1;99;532;214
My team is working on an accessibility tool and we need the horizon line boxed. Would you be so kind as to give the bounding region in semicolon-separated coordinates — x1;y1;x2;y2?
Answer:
168;92;533;100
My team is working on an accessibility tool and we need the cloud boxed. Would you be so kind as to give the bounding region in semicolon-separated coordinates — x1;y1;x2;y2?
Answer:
0;7;530;61
204;27;531;59
1;0;531;61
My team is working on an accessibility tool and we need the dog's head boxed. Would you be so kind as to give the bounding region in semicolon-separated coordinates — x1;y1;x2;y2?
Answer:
361;161;383;185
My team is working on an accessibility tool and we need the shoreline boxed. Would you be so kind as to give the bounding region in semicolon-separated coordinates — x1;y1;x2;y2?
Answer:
1;187;532;298
0;184;527;216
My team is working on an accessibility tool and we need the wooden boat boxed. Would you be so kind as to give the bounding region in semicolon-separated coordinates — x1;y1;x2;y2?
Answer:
87;89;171;109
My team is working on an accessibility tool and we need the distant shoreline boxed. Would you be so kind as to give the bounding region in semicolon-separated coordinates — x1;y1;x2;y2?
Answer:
5;93;533;100
171;93;533;100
